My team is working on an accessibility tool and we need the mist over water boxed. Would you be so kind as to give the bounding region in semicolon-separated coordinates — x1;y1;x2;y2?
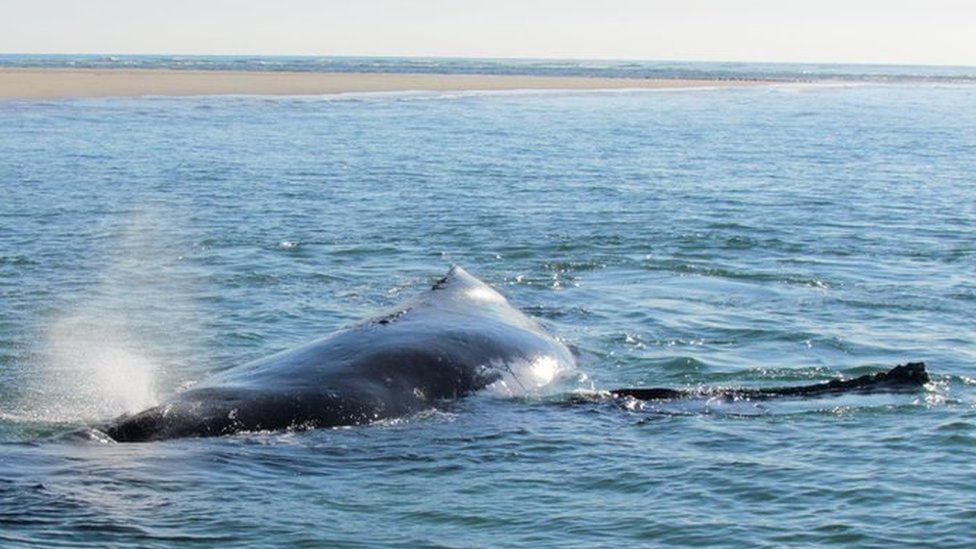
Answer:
4;211;206;430
38;312;157;420
1;83;975;546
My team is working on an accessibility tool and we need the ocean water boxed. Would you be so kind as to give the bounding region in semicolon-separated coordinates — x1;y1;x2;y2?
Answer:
1;83;975;546
3;53;976;83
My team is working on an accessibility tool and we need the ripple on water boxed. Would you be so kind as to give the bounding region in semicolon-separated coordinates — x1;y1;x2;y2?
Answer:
1;84;975;546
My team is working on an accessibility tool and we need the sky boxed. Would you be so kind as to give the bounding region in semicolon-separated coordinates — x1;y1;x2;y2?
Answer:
2;0;975;66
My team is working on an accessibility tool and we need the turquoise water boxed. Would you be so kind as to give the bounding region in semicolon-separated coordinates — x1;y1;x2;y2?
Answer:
1;83;975;545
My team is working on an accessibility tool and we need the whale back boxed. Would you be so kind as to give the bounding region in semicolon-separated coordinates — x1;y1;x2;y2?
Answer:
366;265;544;334
102;266;574;441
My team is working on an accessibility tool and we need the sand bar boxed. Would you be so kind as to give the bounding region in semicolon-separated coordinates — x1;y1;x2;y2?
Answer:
0;68;759;100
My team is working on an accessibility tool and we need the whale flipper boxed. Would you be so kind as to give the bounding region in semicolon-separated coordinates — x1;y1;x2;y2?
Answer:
611;362;929;401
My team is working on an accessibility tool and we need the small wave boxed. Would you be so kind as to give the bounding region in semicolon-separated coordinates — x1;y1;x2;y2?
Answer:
0;255;38;267
647;355;712;372
135;86;737;106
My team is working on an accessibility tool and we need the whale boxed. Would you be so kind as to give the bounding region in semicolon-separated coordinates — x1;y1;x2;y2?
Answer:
99;266;930;442
101;265;575;442
610;361;929;401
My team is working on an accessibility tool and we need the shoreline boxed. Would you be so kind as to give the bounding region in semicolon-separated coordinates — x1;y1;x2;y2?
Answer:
0;68;762;100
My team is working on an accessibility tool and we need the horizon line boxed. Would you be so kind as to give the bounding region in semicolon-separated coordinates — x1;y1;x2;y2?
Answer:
2;52;975;70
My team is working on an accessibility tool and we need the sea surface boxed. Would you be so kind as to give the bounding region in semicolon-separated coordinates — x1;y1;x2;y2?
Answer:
1;77;975;546
3;53;976;83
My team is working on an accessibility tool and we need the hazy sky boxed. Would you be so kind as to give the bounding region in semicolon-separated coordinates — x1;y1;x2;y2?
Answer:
3;0;975;65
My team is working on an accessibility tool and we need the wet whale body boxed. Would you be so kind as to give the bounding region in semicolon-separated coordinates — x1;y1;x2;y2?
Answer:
102;266;575;442
100;266;930;442
611;362;929;401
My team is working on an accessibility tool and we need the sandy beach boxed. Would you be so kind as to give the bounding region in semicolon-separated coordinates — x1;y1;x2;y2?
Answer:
0;68;758;99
